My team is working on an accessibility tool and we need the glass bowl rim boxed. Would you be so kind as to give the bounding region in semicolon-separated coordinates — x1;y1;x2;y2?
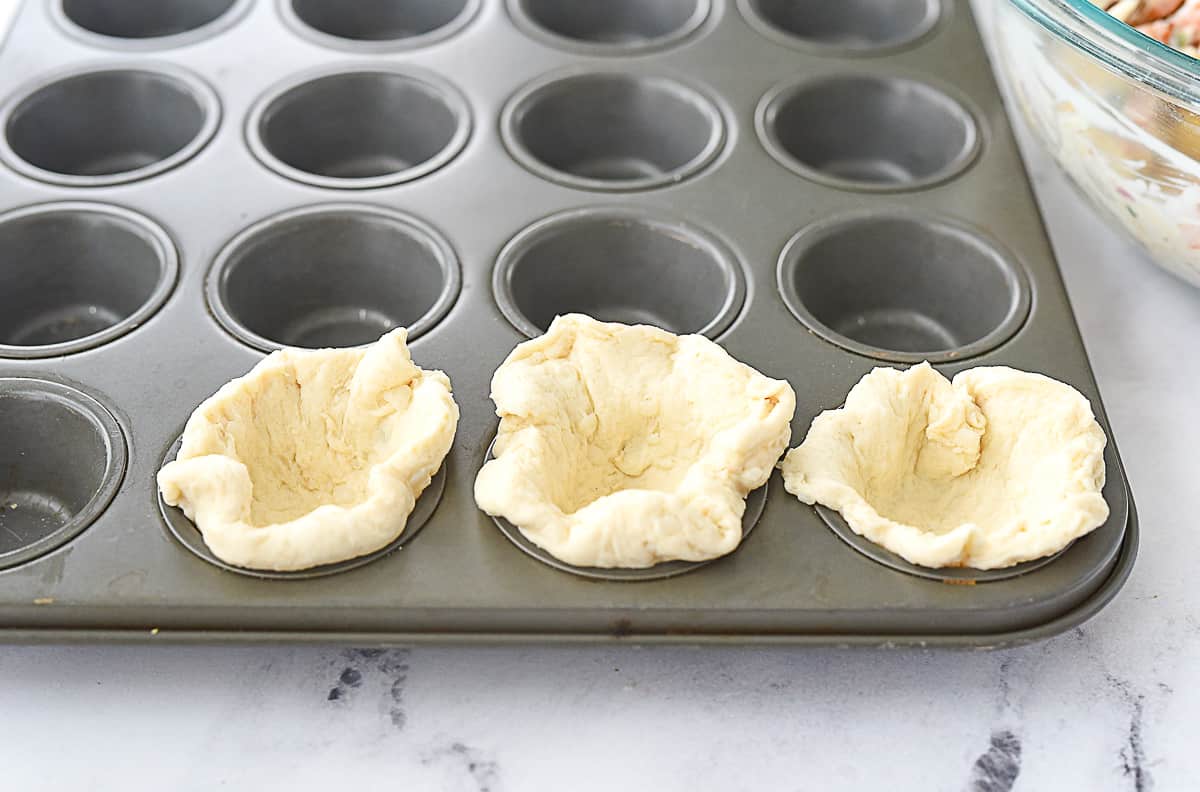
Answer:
1009;0;1200;104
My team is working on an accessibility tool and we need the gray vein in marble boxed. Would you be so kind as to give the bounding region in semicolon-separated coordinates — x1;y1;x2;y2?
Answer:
422;741;502;792
967;730;1022;792
323;648;411;728
997;657;1014;712
326;666;362;701
1108;674;1153;792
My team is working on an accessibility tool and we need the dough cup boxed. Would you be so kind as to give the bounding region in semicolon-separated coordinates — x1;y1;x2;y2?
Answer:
157;329;458;572
782;363;1110;572
475;314;796;572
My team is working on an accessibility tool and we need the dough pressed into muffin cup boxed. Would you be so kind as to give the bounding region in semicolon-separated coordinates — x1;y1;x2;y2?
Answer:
781;362;1109;570
158;329;458;572
474;314;796;569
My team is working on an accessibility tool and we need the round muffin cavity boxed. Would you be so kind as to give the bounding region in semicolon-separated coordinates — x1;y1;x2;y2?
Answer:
777;212;1028;362
61;0;240;39
503;71;724;191
495;208;743;339
3;67;218;185
512;0;708;51
249;69;469;188
0;203;177;357
289;0;475;44
758;74;977;191
209;205;459;351
741;0;938;51
0;379;126;570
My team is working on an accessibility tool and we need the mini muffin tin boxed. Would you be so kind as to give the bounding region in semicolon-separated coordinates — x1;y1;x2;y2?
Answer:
0;0;1137;646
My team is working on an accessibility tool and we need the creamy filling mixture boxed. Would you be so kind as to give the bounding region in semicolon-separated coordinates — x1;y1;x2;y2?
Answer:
1092;0;1200;56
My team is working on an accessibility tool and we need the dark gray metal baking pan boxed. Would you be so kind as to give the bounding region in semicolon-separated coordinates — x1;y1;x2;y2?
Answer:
0;0;1136;647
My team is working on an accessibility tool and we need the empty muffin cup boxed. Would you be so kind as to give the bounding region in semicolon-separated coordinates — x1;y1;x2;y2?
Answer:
285;0;479;50
508;0;709;53
56;0;247;46
1;66;219;187
248;68;470;189
208;205;460;352
0;379;126;571
777;211;1030;362
502;71;724;192
494;207;744;339
738;0;939;53
757;74;978;192
0;203;178;359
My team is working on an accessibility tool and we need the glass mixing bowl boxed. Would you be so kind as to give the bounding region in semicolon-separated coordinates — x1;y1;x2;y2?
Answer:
994;0;1200;286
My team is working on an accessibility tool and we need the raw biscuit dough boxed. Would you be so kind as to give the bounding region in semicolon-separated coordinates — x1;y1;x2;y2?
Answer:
474;314;796;569
158;329;458;571
780;363;1109;570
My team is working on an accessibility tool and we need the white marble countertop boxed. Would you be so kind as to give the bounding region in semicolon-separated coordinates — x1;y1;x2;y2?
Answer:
1;2;1196;789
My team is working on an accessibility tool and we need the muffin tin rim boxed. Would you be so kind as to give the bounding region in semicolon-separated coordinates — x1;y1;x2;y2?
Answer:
754;68;985;194
278;0;484;54
499;65;729;193
50;0;255;52
244;63;473;191
0;200;180;359
205;202;463;354
492;204;748;341
0;376;128;571
775;207;1034;363
0;60;222;188
505;0;715;56
735;0;947;57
